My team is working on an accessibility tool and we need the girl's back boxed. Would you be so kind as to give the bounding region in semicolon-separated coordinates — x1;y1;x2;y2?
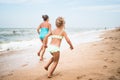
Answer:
40;22;50;29
50;29;64;47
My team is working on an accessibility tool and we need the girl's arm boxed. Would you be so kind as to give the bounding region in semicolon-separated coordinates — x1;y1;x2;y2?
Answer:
37;24;41;34
48;24;52;33
63;31;74;50
43;32;52;48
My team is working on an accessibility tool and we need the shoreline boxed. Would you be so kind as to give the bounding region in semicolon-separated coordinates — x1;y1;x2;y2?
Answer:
0;28;107;52
0;28;120;80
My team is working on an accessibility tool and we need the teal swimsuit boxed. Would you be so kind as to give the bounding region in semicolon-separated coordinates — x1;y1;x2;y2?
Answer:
39;28;49;40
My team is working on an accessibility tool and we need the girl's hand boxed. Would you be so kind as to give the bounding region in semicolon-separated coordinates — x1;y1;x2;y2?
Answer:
70;46;73;50
38;32;40;34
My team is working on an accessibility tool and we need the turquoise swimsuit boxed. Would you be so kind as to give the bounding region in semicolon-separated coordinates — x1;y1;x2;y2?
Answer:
39;28;49;40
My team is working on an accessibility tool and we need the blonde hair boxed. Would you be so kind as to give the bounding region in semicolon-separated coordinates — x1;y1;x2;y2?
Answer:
56;17;65;27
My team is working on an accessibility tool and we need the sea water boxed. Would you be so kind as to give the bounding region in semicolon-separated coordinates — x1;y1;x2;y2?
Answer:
0;27;106;53
0;28;38;52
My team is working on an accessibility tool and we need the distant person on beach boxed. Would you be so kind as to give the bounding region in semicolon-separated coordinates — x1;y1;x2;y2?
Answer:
37;15;52;61
43;17;73;78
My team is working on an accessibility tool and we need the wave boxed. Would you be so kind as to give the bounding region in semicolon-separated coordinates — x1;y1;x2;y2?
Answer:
0;39;40;52
0;28;37;43
0;28;36;36
0;28;107;53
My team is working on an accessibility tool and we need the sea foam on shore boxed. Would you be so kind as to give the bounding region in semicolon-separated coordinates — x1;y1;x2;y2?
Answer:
0;28;104;54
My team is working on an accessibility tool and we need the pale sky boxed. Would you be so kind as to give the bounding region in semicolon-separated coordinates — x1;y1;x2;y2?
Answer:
0;0;120;29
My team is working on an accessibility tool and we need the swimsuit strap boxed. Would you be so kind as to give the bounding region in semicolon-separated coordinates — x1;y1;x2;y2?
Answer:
51;35;63;39
51;29;64;39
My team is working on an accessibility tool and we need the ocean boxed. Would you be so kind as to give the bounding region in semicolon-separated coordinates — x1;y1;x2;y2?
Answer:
0;28;37;52
0;27;106;53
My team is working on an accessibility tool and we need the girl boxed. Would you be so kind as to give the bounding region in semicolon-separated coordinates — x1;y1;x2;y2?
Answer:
37;15;51;61
43;17;73;78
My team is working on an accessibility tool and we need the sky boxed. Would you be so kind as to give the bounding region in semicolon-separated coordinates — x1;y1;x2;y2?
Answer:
0;0;120;29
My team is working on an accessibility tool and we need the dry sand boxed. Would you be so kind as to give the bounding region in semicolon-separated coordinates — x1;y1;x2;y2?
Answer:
0;28;120;80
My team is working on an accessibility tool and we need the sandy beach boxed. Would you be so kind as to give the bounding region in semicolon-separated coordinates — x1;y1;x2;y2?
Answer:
0;28;120;80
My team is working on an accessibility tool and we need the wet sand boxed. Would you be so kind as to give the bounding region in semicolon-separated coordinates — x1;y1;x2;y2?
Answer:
0;28;120;80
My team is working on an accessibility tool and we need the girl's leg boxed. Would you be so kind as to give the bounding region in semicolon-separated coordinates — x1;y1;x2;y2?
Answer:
48;52;60;78
37;39;43;56
40;46;46;61
37;46;43;56
40;37;48;60
44;57;54;71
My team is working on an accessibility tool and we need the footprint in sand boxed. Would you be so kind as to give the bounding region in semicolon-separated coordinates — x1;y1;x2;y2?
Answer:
111;47;119;51
109;60;116;63
54;72;62;77
104;58;116;64
110;60;116;63
117;68;120;74
1;73;13;78
110;52;115;54
88;78;93;80
93;44;97;46
22;64;28;67
76;75;86;79
100;50;104;53
113;47;116;49
0;73;13;80
7;73;13;76
1;75;5;78
108;76;118;80
103;65;108;69
11;70;14;73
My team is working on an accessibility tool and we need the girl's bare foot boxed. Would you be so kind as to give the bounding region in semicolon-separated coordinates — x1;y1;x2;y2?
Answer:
44;66;48;71
48;74;52;78
37;52;40;56
40;56;43;61
40;58;43;61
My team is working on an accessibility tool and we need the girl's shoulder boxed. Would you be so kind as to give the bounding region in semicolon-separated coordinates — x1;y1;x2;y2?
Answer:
51;29;57;34
48;22;51;25
52;29;65;36
44;22;51;27
48;23;51;28
40;22;44;26
62;30;66;36
40;22;51;28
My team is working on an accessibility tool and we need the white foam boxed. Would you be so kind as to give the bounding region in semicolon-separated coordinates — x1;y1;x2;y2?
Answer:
60;30;104;50
0;39;40;52
0;30;104;53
